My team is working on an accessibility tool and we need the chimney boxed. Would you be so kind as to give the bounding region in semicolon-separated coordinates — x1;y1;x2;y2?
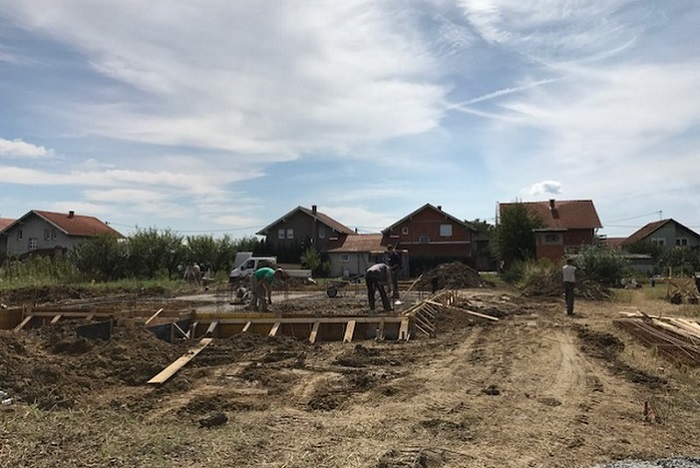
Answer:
549;199;559;218
68;210;75;218
312;205;317;214
437;205;442;211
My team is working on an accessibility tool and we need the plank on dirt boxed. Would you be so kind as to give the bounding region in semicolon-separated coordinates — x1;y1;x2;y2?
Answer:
13;314;34;332
343;320;356;343
309;321;320;344
269;322;281;337
145;308;164;326
399;317;410;341
50;314;62;324
147;338;214;385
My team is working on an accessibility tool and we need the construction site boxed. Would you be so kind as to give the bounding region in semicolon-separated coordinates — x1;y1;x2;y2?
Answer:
1;263;700;468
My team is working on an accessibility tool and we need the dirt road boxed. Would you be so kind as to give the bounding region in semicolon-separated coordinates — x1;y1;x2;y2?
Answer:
1;287;699;467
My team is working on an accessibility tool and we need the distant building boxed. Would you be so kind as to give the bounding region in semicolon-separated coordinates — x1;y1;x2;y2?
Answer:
0;210;123;258
620;219;700;251
498;199;602;262
256;205;356;254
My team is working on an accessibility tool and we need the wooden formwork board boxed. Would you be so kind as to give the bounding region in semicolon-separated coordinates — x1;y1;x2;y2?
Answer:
192;316;409;342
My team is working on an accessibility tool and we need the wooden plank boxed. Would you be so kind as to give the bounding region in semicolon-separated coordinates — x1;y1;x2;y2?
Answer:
669;318;700;337
309;322;320;344
147;338;213;385
205;321;219;337
434;303;499;322
13;314;33;332
399;317;410;341
173;322;189;339
190;321;198;339
376;320;385;340
414;313;435;331
241;321;252;333
145;308;164;326
269;322;281;337
84;313;95;322
343;320;356;343
50;314;63;324
414;322;431;336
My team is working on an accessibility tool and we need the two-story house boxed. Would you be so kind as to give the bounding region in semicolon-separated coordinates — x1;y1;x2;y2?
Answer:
382;203;474;260
620;219;700;251
499;199;602;262
0;210;123;258
256;205;356;256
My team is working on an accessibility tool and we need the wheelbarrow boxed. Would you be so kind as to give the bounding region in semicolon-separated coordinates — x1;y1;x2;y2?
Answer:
326;279;351;298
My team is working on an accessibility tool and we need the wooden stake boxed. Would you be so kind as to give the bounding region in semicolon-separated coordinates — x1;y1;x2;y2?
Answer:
343;320;356;343
147;338;213;385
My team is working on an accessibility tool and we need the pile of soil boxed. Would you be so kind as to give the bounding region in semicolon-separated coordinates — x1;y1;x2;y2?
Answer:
521;268;610;300
0;323;187;409
417;262;494;290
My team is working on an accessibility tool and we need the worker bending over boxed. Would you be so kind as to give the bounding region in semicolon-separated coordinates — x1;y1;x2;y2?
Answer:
249;267;286;312
365;263;393;313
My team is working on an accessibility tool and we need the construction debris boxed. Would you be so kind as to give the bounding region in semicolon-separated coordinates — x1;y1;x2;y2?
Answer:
665;278;699;304
615;312;700;367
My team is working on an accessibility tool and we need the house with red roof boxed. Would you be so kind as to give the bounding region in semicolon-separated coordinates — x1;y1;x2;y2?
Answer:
0;210;123;258
0;217;16;257
256;205;356;255
498;199;602;262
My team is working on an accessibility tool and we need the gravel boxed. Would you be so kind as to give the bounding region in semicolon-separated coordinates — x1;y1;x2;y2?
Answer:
592;458;700;468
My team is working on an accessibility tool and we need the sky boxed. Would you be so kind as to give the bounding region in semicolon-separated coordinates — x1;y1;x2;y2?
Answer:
1;0;699;240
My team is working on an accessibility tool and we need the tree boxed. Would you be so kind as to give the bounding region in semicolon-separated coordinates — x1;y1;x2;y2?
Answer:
575;245;629;286
494;203;543;267
70;234;127;280
658;246;700;277
466;218;494;233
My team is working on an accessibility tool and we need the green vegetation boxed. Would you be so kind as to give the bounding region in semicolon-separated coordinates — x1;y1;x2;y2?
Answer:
493;203;543;279
0;231;262;289
575;245;629;287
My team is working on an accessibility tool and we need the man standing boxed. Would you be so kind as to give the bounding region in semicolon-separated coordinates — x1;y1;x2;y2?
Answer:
385;244;401;299
562;258;577;316
365;263;393;313
249;267;286;312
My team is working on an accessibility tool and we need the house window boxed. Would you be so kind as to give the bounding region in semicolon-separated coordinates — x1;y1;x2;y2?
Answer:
17;229;23;240
542;233;563;245
278;228;285;239
419;235;430;243
286;228;294;239
676;238;688;246
651;238;666;246
28;238;38;251
44;229;50;240
402;227;409;235
439;224;453;237
319;227;325;239
51;229;57;240
340;254;349;263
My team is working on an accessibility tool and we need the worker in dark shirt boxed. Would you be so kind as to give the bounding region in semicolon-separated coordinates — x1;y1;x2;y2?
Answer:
365;263;393;312
385;244;401;299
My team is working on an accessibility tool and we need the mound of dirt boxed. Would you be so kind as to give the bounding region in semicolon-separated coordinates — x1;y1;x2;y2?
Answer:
417;262;494;290
0;324;188;409
521;268;610;300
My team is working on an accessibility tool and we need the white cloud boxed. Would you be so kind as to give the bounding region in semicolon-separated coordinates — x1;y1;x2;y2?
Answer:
0;137;53;158
4;1;447;161
526;180;562;196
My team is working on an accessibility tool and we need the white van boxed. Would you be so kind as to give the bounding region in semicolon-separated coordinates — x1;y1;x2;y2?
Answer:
229;256;278;282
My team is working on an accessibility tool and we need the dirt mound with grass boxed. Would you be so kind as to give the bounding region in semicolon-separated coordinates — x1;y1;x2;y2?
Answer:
0;323;188;409
417;262;494;290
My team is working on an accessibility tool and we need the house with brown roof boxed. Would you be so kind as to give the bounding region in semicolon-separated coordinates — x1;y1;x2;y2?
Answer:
381;204;475;270
325;234;387;278
0;210;123;258
620;219;700;251
498;199;602;262
256;205;356;255
0;217;16;257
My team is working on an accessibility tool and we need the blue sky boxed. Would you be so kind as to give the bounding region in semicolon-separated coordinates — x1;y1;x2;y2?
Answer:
1;1;699;239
